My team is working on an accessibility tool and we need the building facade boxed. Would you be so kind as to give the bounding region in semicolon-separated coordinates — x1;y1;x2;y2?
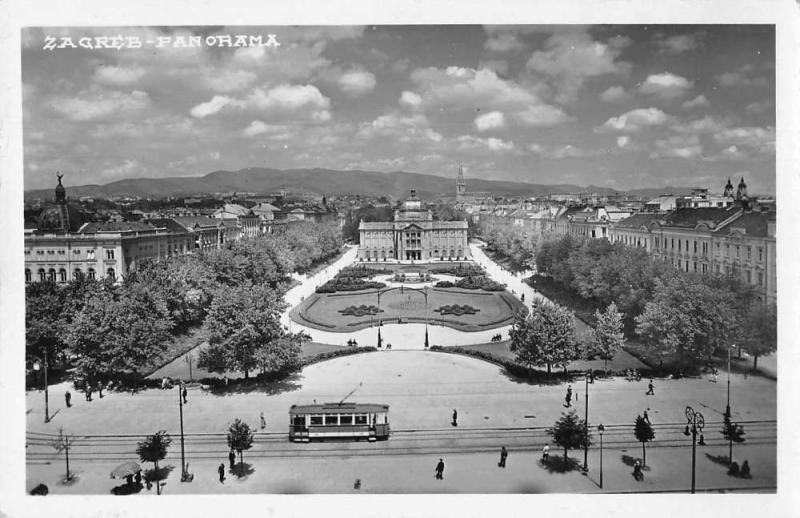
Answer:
358;190;469;261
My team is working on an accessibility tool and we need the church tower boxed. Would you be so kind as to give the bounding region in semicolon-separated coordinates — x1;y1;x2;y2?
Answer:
736;177;748;200
456;162;466;203
723;177;734;198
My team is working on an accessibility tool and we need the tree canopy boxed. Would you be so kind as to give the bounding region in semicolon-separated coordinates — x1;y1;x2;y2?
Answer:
136;430;172;472
588;302;625;370
633;415;655;466
509;300;580;374
227;418;254;475
548;411;591;461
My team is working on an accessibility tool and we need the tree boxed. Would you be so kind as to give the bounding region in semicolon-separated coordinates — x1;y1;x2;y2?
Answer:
198;284;287;378
136;430;172;476
26;281;67;369
589;302;625;372
255;333;305;375
720;414;746;464
227;418;254;476
633;415;655;467
548;411;591;462
509;300;580;374
740;301;777;370
50;427;75;483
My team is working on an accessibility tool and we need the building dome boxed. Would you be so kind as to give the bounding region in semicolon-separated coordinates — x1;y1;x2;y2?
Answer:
37;173;87;232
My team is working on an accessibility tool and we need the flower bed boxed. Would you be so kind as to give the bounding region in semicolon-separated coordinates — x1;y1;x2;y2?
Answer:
433;304;480;316
339;304;384;317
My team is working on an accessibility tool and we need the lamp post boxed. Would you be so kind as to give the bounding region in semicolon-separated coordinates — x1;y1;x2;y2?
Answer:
424;286;429;348
178;384;189;482
684;406;705;493
598;424;605;489
583;369;590;472
185;352;194;382
33;349;50;423
726;344;735;418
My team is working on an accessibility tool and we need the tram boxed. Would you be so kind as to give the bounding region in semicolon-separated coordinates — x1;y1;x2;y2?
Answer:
289;402;390;442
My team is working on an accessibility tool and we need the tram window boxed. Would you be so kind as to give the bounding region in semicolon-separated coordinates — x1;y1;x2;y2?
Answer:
310;415;323;425
340;414;353;425
293;416;305;426
355;415;368;425
325;415;339;425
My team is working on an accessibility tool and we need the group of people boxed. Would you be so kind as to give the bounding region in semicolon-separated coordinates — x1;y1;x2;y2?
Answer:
64;380;107;408
346;339;359;347
625;369;642;382
490;333;503;342
729;460;752;478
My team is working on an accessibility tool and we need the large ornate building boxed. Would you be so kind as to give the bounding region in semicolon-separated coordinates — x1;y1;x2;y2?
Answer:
358;190;469;261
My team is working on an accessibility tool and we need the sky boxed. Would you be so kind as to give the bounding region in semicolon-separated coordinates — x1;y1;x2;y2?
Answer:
21;25;775;194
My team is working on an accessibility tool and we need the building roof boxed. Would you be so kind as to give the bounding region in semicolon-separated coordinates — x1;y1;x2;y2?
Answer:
659;207;741;230
79;221;158;233
169;216;223;230
146;218;190;234
716;211;775;238
359;221;394;230
613;213;662;229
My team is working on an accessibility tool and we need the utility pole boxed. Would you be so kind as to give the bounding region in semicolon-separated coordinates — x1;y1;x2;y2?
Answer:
583;370;589;471
178;385;187;481
43;349;50;423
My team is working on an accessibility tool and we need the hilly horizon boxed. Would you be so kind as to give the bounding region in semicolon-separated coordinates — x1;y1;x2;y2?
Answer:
24;167;701;202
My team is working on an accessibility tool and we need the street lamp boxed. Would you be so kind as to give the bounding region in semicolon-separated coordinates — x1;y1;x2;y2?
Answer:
684;406;705;494
178;384;190;482
33;349;49;423
583;369;590;472
726;344;735;418
424;286;429;348
598;424;605;489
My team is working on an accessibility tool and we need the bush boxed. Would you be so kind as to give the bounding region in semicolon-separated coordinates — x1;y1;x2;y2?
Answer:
434;280;455;288
454;275;505;291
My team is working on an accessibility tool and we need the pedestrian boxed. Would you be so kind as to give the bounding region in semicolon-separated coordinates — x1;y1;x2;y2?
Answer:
452;409;458;427
740;460;751;478
711;370;718;383
135;470;142;486
218;463;226;483
224;376;229;387
633;460;643;481
260;412;266;430
98;381;104;398
498;446;508;468
728;461;740;477
64;390;72;408
565;385;572;407
643;409;650;424
435;458;445;480
542;444;550;463
521;293;525;302
229;449;236;470
182;384;188;404
635;369;642;382
646;379;655;395
86;386;92;402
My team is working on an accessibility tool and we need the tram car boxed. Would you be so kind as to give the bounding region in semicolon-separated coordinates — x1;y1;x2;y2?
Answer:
289;402;390;442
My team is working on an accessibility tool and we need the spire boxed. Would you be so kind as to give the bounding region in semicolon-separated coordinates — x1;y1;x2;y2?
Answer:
736;176;748;201
456;162;466;201
723;177;734;198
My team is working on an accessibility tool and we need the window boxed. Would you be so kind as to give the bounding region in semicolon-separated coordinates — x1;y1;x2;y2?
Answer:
678;240;681;251
702;263;708;274
758;248;763;262
747;247;752;260
310;415;323;425
73;269;82;280
671;238;675;249
325;414;338;425
107;268;116;281
758;272;764;286
73;249;80;255
736;246;740;258
746;270;752;284
59;269;67;282
25;269;31;283
693;241;697;253
355;415;368;425
339;414;353;425
48;268;56;282
58;250;65;255
693;262;698;272
87;268;96;280
87;250;95;260
38;268;46;281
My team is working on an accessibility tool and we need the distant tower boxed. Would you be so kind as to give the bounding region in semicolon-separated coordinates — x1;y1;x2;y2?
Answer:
456;162;466;203
723;178;734;198
736;177;748;200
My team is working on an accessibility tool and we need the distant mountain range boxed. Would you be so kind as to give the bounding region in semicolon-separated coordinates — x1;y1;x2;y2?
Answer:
25;167;697;201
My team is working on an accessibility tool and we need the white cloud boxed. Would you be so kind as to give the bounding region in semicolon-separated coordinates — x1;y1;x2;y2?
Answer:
399;90;422;109
745;101;771;114
485;32;525;53
357;112;442;143
93;65;146;86
338;69;376;96
639;72;694;98
525;30;631;103
656;34;700;54
514;105;570;127
717;66;770;88
682;95;710;109
650;135;703;159
457;135;514;151
474;111;505;132
478;60;509;76
714;126;775;152
598;107;672;132
206;70;257;93
190;95;240;118
528;142;603;159
599;85;630;102
49;89;151;121
671;116;726;134
242;121;291;138
617;135;631;148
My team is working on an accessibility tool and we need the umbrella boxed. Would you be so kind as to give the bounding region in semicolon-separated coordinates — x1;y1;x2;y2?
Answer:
110;461;141;479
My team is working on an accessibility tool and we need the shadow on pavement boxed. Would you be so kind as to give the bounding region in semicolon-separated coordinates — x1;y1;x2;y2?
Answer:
539;455;581;474
497;368;567;387
232;462;255;479
205;373;303;396
706;453;731;466
111;482;143;495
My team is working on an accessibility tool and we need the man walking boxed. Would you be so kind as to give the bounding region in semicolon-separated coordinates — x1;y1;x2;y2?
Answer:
260;412;267;430
565;385;572;408
97;381;104;398
85;385;92;402
228;449;236;470
452;409;458;427
182;384;188;404
435;458;445;480
498;446;508;468
542;444;550;463
218;463;226;483
643;409;651;424
646;379;655;395
64;390;72;408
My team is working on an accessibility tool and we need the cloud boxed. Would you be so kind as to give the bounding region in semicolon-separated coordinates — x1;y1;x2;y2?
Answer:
49;88;151;121
190;95;240;118
714;126;775;152
338;69;376;96
205;69;257;93
598;107;672;132
639;72;694;98
409;66;567;126
478;60;509;76
670;116;726;134
599;85;630;102
242;121;291;138
191;84;332;121
485;32;525;53
745;100;771;114
682;95;710;109
655;33;700;54
525;30;631;103
617;135;631;148
528;143;601;159
650;134;702;159
704;145;746;162
717;65;770;87
474;111;505;132
399;90;423;109
458;135;514;151
357;112;442;143
93;65;146;86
